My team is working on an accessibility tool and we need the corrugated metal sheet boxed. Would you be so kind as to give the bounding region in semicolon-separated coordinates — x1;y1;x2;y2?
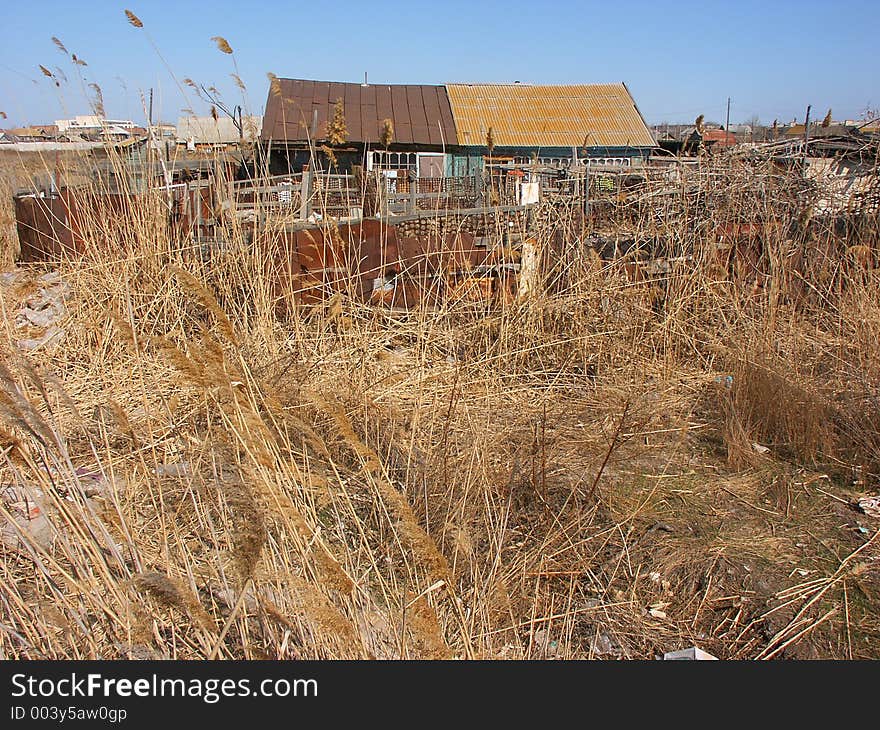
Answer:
445;83;655;149
269;218;523;310
263;79;458;146
702;128;736;146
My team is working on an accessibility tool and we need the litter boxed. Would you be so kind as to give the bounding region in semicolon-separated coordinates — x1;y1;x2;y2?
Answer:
663;646;718;660
17;305;63;329
1;489;55;552
155;462;192;478
531;629;559;658
857;496;880;519
17;326;65;351
591;632;621;657
75;467;112;498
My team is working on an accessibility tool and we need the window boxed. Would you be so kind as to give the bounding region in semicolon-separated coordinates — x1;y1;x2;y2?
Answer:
370;150;416;172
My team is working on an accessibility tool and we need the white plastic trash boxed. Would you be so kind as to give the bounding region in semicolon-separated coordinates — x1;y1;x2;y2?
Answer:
663;647;718;660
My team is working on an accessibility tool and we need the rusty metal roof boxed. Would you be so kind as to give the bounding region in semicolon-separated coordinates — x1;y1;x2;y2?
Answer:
262;78;458;146
445;83;655;149
702;128;737;146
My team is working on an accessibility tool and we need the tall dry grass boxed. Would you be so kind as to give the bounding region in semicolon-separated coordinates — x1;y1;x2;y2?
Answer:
1;55;879;658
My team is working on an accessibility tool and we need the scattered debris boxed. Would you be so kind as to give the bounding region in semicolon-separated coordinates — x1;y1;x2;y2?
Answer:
590;631;621;657
212;584;260;614
17;325;65;351
12;272;70;351
113;643;169;660
1;486;55;552
1;471;120;557
0;271;22;287
531;629;559;658
857;496;880;519
662;646;719;660
155;462;193;478
74;467;112;498
15;277;71;329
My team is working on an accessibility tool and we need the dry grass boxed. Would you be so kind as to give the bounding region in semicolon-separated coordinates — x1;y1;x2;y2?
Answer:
0;138;878;661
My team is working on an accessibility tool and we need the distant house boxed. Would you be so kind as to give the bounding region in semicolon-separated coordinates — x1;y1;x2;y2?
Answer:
651;123;695;142
844;118;880;134
784;122;860;138
727;124;752;136
8;125;59;141
656;126;737;156
261;78;657;175
148;122;177;139
176;115;262;149
701;128;737;147
54;116;137;139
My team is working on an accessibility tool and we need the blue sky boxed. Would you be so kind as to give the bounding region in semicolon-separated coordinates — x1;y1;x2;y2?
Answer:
1;1;878;128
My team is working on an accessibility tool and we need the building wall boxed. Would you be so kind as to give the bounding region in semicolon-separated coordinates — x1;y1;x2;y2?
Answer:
268;143;653;177
452;145;652;169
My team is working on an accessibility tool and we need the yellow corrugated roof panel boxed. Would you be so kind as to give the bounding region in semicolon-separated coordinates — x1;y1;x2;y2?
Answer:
445;83;655;149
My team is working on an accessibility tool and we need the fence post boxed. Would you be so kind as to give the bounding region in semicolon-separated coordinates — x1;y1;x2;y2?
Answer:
584;165;590;219
408;169;417;214
300;169;312;220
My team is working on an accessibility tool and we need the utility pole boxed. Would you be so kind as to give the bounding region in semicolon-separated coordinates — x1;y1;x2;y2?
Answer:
803;104;811;150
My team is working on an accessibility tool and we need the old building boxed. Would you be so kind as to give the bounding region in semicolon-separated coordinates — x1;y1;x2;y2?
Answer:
261;78;656;176
55;116;137;137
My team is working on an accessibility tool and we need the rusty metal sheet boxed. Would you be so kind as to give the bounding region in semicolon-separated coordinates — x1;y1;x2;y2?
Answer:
268;216;528;313
15;194;76;261
421;87;443;147
390;85;412;144
445;83;656;149
343;83;361;142
263;79;457;146
407;85;430;143
15;188;177;263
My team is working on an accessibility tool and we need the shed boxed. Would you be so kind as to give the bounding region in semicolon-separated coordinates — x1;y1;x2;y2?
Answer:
262;78;656;173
